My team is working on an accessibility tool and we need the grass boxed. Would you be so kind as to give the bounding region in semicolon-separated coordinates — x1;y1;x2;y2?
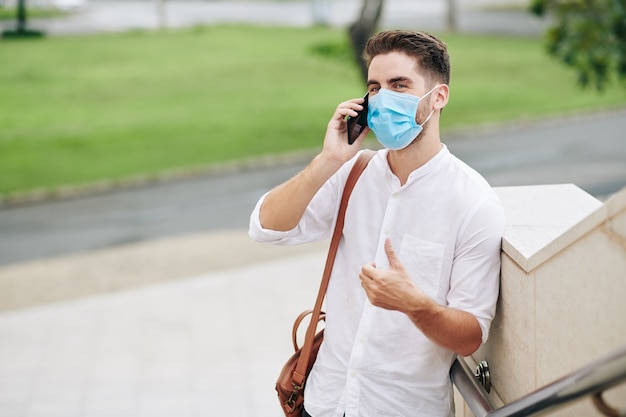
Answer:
0;7;67;21
1;25;625;197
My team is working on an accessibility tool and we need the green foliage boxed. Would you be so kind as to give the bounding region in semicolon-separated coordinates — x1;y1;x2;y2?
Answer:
309;40;354;63
531;0;626;90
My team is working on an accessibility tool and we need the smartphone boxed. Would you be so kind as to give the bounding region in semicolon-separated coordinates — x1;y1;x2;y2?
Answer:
346;93;368;145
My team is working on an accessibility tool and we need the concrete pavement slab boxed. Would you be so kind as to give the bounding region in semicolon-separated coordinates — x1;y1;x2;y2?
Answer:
0;240;327;417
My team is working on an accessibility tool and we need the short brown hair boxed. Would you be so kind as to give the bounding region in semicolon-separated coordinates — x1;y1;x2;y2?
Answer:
363;30;450;86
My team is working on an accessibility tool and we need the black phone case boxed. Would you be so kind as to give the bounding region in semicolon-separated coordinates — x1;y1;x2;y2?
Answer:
347;94;369;145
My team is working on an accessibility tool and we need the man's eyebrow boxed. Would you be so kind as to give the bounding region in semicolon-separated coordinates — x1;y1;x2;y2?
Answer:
389;76;412;84
366;76;412;86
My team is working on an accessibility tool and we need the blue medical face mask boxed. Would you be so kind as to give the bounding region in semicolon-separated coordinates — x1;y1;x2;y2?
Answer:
367;85;438;150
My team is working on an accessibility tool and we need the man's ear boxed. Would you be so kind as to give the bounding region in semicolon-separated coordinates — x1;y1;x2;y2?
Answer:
434;84;449;110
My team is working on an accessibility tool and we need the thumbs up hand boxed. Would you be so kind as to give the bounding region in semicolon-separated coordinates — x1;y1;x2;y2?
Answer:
359;238;428;313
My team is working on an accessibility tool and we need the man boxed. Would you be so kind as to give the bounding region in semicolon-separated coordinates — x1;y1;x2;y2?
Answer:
249;30;505;417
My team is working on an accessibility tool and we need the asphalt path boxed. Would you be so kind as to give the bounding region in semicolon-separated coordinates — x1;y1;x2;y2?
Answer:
1;109;625;267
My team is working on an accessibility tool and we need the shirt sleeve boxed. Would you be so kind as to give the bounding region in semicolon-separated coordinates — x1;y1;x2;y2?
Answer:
248;156;358;246
447;195;505;344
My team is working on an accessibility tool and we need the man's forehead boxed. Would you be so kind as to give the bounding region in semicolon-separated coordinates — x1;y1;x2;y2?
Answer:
368;52;424;81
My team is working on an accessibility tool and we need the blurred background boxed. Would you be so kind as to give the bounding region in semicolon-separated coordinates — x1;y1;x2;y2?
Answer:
0;0;625;416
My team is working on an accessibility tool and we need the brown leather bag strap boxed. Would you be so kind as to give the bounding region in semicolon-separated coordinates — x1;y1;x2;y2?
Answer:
292;150;376;387
291;310;326;351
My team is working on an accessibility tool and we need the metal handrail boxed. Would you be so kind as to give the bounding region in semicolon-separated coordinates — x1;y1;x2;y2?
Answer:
451;344;626;417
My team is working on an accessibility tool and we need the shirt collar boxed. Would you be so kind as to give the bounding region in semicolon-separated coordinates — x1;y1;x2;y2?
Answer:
381;144;450;188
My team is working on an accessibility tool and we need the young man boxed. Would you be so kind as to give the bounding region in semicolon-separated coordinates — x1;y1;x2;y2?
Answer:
249;30;505;417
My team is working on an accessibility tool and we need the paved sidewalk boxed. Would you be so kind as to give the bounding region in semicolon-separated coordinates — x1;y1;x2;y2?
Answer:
0;229;328;417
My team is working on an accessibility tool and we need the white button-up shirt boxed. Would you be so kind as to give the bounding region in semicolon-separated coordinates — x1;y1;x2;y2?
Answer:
249;146;505;417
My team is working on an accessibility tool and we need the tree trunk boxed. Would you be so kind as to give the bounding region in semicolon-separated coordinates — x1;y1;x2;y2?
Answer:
17;0;27;32
311;0;329;26
348;0;384;82
156;0;167;30
445;0;458;32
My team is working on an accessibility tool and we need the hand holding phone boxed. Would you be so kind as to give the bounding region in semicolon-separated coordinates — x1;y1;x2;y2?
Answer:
346;93;369;145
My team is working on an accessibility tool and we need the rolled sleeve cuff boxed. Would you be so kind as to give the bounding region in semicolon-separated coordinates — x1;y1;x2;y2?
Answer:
248;192;300;245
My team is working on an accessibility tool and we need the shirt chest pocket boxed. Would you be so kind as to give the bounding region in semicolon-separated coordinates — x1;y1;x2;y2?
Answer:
398;234;445;299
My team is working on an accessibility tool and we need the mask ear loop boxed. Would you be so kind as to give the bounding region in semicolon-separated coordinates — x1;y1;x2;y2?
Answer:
418;108;435;127
423;84;441;98
416;84;441;127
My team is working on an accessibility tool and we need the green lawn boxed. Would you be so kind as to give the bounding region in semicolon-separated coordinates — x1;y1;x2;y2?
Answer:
0;6;66;20
1;25;624;197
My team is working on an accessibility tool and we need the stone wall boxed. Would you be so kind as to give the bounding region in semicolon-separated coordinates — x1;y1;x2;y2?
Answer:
455;184;626;416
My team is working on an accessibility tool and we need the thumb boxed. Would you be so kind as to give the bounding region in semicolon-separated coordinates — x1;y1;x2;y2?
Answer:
384;238;401;269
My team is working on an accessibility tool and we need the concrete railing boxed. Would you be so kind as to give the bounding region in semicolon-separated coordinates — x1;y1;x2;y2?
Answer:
455;184;626;416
